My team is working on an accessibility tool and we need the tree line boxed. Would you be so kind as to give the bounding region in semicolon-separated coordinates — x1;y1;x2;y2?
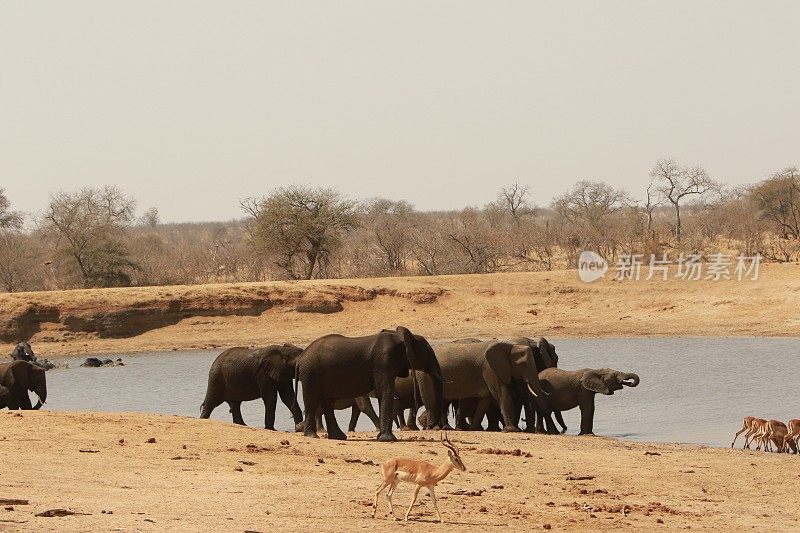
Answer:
1;158;798;292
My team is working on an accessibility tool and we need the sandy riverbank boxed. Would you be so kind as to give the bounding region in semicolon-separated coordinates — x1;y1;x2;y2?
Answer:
0;411;796;532
2;263;799;357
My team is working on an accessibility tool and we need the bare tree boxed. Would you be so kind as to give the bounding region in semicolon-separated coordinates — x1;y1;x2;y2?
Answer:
42;186;137;288
139;207;160;227
750;166;800;240
446;208;501;273
0;189;23;229
242;186;358;280
650;159;719;243
497;183;532;224
0;190;30;291
363;198;414;272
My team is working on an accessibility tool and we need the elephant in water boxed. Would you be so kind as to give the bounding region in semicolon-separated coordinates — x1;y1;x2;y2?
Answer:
537;367;640;435
0;360;47;410
296;326;444;442
10;342;35;362
80;357;124;367
9;342;58;370
201;345;304;430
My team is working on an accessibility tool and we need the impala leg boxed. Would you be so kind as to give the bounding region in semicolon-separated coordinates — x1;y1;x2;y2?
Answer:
386;480;399;519
373;480;389;518
429;486;443;523
404;485;422;521
731;426;747;448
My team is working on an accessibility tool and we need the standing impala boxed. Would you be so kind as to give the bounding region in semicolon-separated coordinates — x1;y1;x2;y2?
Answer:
372;433;466;523
786;419;800;454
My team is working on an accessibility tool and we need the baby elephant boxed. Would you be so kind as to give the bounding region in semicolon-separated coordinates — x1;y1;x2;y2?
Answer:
537;367;640;435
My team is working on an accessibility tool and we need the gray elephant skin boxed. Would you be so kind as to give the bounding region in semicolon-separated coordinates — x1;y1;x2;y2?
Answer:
0;360;47;410
296;326;444;442
458;337;561;432
419;340;557;433
200;344;304;429
537;367;640;435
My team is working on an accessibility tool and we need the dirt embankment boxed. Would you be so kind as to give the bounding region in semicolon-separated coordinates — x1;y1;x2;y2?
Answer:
1;263;799;356
1;411;797;532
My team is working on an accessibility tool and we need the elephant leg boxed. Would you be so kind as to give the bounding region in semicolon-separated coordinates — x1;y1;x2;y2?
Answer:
348;405;361;432
438;401;453;430
228;401;245;425
356;395;381;430
405;404;419;430
486;405;503;432
469;397;492;431
374;374;397;442
455;401;470;431
277;377;303;427
200;388;223;419
555;410;568;433
13;391;33;410
528;385;559;435
492;386;519;432
535;406;558;434
301;381;321;438
578;395;596;435
261;388;278;430
322;401;347;440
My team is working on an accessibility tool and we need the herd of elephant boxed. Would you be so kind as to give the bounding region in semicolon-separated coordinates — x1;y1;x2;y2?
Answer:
198;326;640;442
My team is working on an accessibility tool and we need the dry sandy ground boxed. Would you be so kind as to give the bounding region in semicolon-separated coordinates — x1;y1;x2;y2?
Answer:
1;411;797;532
2;263;799;357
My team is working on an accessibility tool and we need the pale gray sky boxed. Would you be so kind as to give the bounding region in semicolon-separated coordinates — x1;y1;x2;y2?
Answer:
2;1;798;222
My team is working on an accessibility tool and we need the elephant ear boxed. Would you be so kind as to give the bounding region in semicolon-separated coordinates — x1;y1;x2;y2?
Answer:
536;337;556;368
484;342;513;385
580;370;610;395
258;348;289;383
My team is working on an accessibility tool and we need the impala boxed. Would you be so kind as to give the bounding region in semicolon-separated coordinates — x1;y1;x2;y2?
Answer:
372;432;466;523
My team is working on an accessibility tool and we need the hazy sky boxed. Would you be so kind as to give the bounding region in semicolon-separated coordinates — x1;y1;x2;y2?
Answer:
2;2;799;223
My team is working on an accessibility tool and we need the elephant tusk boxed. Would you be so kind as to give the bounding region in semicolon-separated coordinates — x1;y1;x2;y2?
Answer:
528;383;549;398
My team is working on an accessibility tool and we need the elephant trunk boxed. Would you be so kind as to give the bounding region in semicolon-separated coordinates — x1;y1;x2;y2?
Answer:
621;373;640;387
428;373;444;429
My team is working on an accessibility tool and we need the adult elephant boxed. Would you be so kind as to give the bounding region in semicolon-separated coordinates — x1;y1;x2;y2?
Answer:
200;344;304;430
419;341;557;434
0;360;47;410
297;326;444;442
537;367;640;435
450;337;560;432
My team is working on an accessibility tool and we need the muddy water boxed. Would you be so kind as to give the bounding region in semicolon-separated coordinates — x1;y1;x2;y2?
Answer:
41;338;800;448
